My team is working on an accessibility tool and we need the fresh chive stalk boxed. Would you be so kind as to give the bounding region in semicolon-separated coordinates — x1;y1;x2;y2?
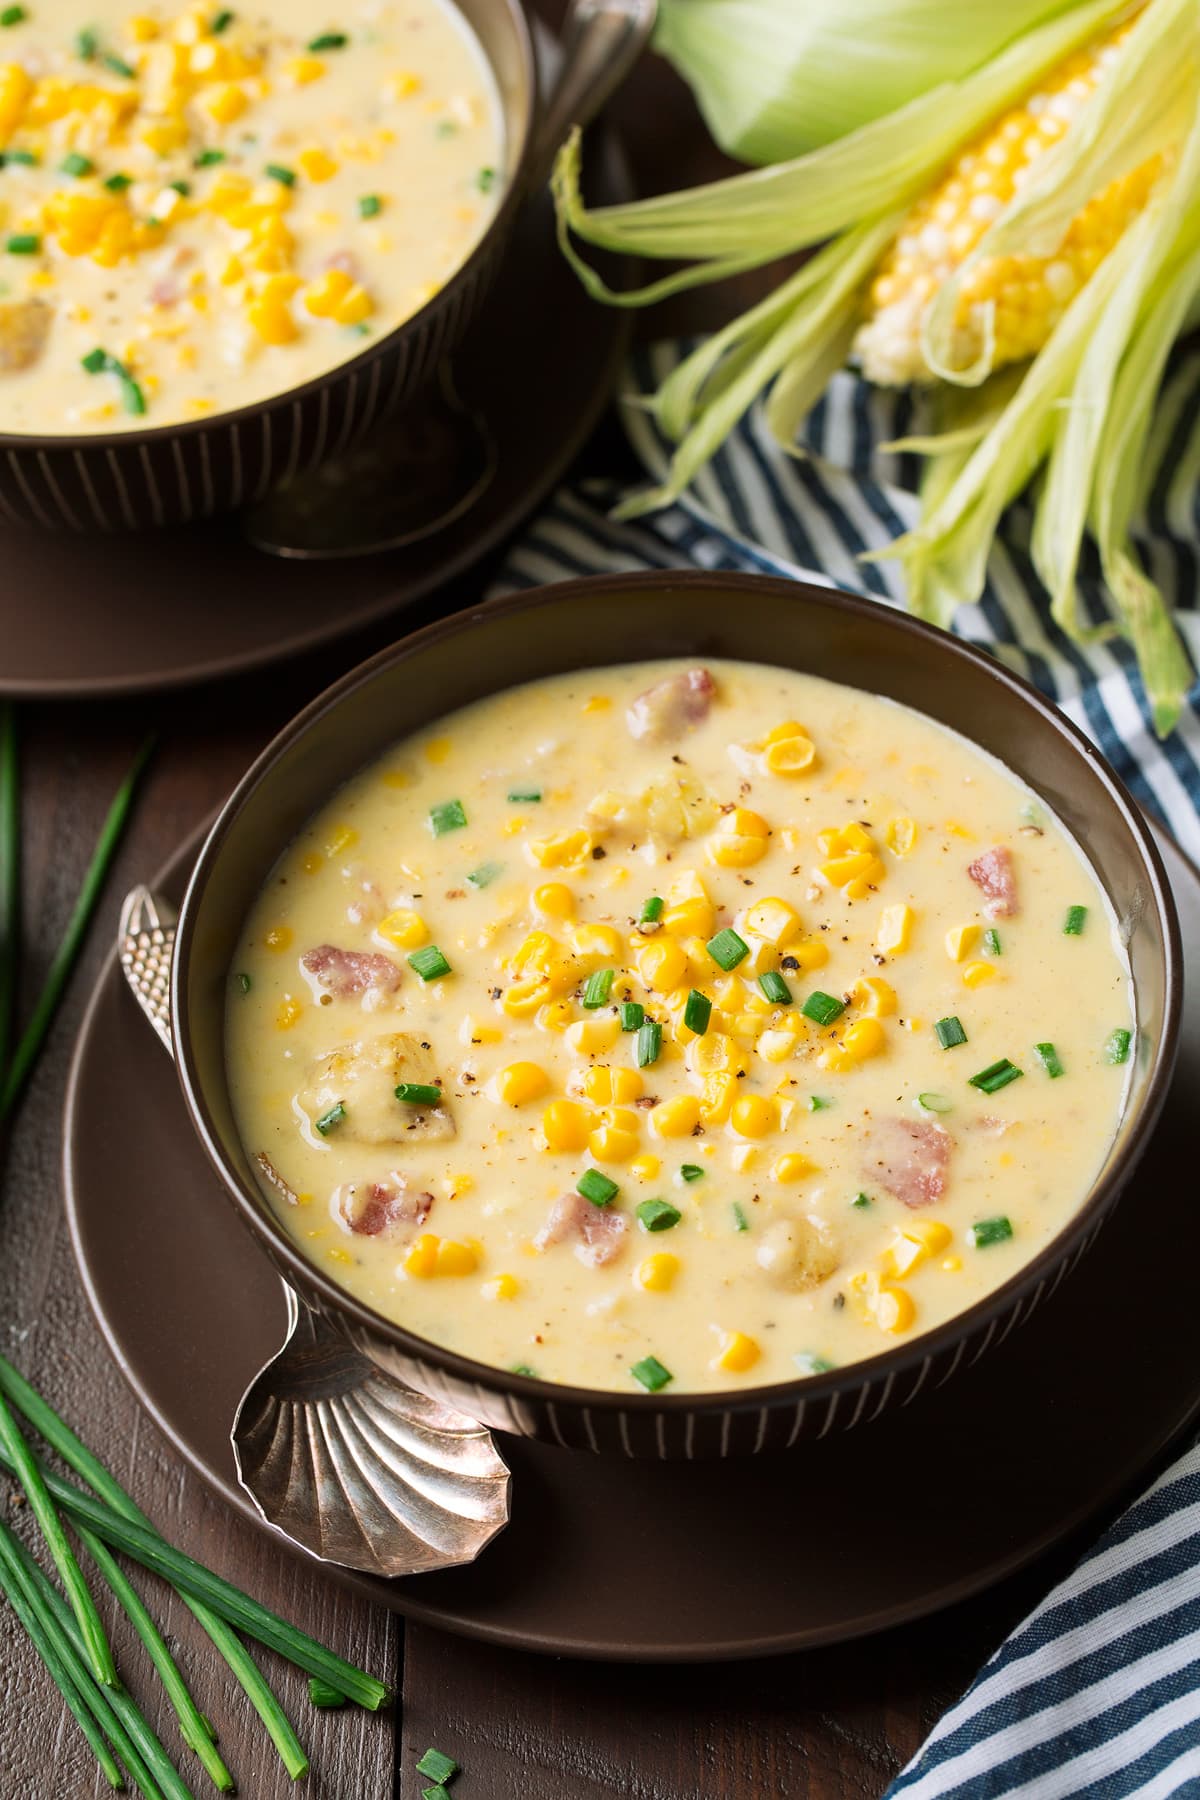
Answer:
0;705;18;1082
1034;1041;1064;1078
308;1678;347;1709
0;1391;116;1686
5;233;40;253
1;736;154;1120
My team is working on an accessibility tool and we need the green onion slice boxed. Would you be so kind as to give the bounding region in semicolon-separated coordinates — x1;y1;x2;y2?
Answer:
794;1353;834;1375
851;1191;873;1208
408;945;451;981
1104;1027;1132;1065
679;1163;704;1182
934;1015;967;1049
636;1018;662;1068
5;233;39;254
1063;904;1088;936
265;162;296;186
706;927;749;971
357;193;381;217
619;1000;644;1032
308;30;348;49
466;860;502;889
968;1215;1014;1248
60;155;95;179
395;1083;441;1106
194;148;226;167
758;970;792;1005
807;1094;832;1111
582;968;614;1009
984;927;1002;955
637;1199;681;1233
630;1355;672;1393
477;165;496;192
0;7;27;26
801;989;845;1026
428;798;466;835
210;8;234;30
968;1057;1023;1094
236;971;251;994
2;148;38;165
101;51;135;77
1034;1041;1064;1078
916;1091;953;1114
507;787;540;803
315;1101;346;1134
103;170;131;190
683;988;711;1034
731;1201;749;1232
577;1168;618;1207
640;894;664;924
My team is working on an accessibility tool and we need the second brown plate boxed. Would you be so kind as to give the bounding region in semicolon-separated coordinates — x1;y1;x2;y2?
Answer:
63;822;1200;1661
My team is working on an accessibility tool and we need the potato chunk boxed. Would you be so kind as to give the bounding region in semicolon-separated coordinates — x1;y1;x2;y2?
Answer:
0;299;51;375
755;1215;840;1291
298;1033;454;1143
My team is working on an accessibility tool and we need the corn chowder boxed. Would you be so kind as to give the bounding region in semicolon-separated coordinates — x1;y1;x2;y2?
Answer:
0;0;501;431
226;661;1134;1396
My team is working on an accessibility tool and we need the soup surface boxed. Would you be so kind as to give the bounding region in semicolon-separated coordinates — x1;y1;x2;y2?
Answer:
0;0;502;432
227;660;1134;1395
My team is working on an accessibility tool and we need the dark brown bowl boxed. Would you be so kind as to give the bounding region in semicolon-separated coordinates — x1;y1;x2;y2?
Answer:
0;0;534;533
173;572;1182;1458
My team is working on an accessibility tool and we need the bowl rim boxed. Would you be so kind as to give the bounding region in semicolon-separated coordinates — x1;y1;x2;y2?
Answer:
173;569;1184;1419
0;0;536;454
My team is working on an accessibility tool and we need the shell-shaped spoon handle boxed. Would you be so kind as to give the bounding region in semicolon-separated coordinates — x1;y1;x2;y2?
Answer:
117;885;511;1578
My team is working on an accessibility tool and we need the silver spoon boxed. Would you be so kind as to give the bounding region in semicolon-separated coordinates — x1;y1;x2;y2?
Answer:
118;885;511;1580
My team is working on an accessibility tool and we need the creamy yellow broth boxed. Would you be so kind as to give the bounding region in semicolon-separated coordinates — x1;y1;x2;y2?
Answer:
226;660;1134;1395
0;0;501;431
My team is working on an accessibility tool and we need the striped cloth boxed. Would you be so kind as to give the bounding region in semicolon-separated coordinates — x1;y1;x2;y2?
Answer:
491;339;1200;1798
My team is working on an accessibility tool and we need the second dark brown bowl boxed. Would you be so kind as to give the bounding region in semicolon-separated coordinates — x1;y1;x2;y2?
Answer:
173;573;1182;1457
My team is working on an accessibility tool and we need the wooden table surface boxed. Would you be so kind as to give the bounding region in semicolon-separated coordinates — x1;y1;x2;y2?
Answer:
0;20;1146;1800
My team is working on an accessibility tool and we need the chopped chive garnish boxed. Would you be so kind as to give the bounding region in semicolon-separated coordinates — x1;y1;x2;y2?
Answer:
5;233;39;254
101;51;135;77
801;989;845;1027
619;1001;644;1032
511;1363;536;1377
683;989;711;1035
395;1082;441;1106
265;162;296;187
477;166;496;192
315;1101;346;1135
435;119;458;137
75;26;97;57
631;1355;672;1393
794;1353;835;1375
465;860;502;889
210;8;233;30
640;895;664;924
731;1201;749;1232
1019;801;1044;828
934;1015;967;1049
0;7;27;26
168;178;191;196
80;346;108;373
2;148;37;165
851;1192;873;1208
1034;1042;1064;1078
807;1094;832;1112
968;1057;1023;1095
577;1168;618;1207
757;970;793;1005
357;193;381;218
679;1164;704;1183
428;798;466;835
102;170;131;190
968;1215;1014;1249
507;787;540;803
194;148;226;167
1104;1027;1132;1065
416;1749;458;1784
408;945;451;981
637;1199;681;1233
706;928;749;971
916;1091;953;1114
78;345;144;412
984;927;1002;955
308;30;348;49
636;1019;662;1068
1063;905;1088;936
582;968;614;1009
236;972;251;994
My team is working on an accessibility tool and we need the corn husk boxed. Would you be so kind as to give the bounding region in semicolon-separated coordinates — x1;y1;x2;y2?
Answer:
654;0;1103;163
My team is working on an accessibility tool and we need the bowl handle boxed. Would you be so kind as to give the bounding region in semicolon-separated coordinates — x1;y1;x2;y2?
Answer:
118;885;511;1578
529;0;657;189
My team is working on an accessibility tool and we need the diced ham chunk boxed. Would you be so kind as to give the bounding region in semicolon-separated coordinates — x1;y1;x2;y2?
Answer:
967;845;1018;919
535;1191;628;1267
254;1152;298;1207
335;1176;433;1239
864;1116;952;1209
626;667;716;743
301;943;402;1003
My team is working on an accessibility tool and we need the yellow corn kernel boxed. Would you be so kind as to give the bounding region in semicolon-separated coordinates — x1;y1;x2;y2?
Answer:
756;1028;796;1063
877;903;914;955
582;693;611;713
378;908;427;949
275;995;303;1031
637;1252;680;1293
886;1218;953;1278
700;1071;736;1127
263;925;293;952
529;829;592;869
763;732;815;776
248;286;298;345
404;1233;439;1278
565;1015;620;1056
730;1094;778;1139
886;816;918;855
502;977;549;1018
638;937;688;994
744;897;801;947
773;1152;817;1183
945;923;981;963
436;1238;479;1278
821;849;879;888
584;1065;644;1106
300;852;323;875
714;1330;761;1373
963;959;999;988
206;82;247;123
630;1153;660;1181
541;1099;592;1153
536;999;574;1032
851;976;897;1017
533;882;574;920
874;1286;915;1334
284;54;325;84
385;68;422;98
424;735;451;763
327;1246;352;1266
127;15;160;41
942;1255;963;1273
818;821;874;855
333;281;372;326
649;1094;702;1139
784;936;830;973
303;266;354;318
483;1273;519;1301
298;147;338;182
572;922;623;965
496;1061;549;1106
511;929;558;976
708;808;770;868
323;823;358;858
661;896;716;939
589;1108;640;1163
944;819;977;841
685;1030;747;1078
823;1017;887;1072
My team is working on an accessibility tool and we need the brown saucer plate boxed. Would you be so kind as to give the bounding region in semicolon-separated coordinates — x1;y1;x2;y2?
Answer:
64;820;1200;1662
0;130;631;700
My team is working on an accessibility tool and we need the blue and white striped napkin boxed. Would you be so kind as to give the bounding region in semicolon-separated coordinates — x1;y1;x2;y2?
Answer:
491;339;1200;1798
